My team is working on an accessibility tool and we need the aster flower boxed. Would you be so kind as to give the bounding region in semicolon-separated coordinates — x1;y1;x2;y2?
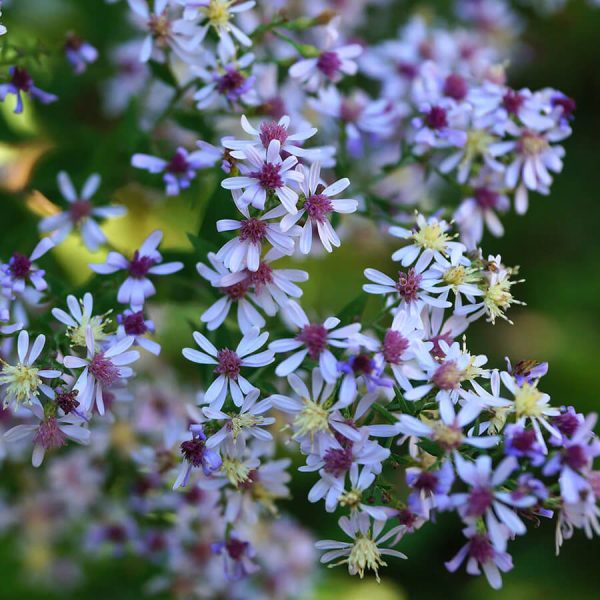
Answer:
503;424;545;466
410;100;469;152
211;534;259;582
64;32;99;75
52;292;111;350
1;238;54;297
182;327;274;409
4;413;90;467
132;144;221;196
89;230;184;308
269;300;361;383
280;161;358;254
406;460;455;518
216;205;299;272
221;139;303;213
0;66;57;114
39;171;126;252
115;308;160;356
63;328;140;415
336;350;393;406
173;424;223;489
505;358;548;386
0;330;61;410
445;525;513;590
316;513;406;582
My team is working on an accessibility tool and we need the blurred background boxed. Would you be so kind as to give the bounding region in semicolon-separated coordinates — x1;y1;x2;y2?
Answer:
1;0;600;598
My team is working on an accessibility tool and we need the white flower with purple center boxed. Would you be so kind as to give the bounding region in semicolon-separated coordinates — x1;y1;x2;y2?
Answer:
173;423;223;489
270;300;361;383
406;459;454;519
280;161;358;254
64;32;99;75
4;413;90;468
410;100;469;152
1;238;54;297
211;533;259;582
89;230;184;308
132;145;221;196
221;138;303;213
452;453;537;550
182;327;274;410
0;330;61;411
337;351;393;407
0;66;57;114
63;328;140;415
115;308;160;356
445;525;513;590
421;306;469;360
216;205;298;272
316;512;406;582
39;171;126;252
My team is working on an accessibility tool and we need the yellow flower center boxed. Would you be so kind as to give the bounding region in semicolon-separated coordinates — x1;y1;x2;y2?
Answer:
347;536;386;582
293;398;330;440
514;383;544;418
230;413;261;440
412;223;450;252
520;133;549;156
443;265;467;286
69;314;110;348
338;489;362;509
431;422;463;450
221;457;251;486
205;0;232;28
0;362;41;405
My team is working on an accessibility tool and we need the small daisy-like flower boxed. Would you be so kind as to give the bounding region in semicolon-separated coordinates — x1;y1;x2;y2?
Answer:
89;230;184;308
132;144;221;196
0;66;57;114
63;327;139;415
389;213;465;270
39;171;126;252
115;308;160;356
64;32;99;75
211;533;260;582
173;424;223;489
1;238;54;296
52;292;111;350
221;139;303;213
316;512;406;582
182;327;274;410
4;413;90;467
270;300;361;383
0;331;61;410
216;205;298;272
410;101;468;152
280;161;358;254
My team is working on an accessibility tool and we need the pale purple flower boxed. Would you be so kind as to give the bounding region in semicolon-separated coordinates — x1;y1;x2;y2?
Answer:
503;424;545;466
39;171;126;251
211;534;259;582
0;67;57;114
406;460;454;518
89;230;183;308
410;100;469;152
1;238;54;297
115;308;160;356
173;424;223;488
64;33;99;75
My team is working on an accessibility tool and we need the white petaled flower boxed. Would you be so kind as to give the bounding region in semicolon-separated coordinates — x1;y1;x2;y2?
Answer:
182;327;274;410
39;172;126;252
280;162;358;254
4;413;90;468
269;300;361;383
52;292;111;350
216;205;299;272
410;100;469;152
221;139;303;213
0;331;61;411
114;308;161;356
389;213;465;271
1;238;54;297
316;512;406;582
63;328;140;416
89;230;183;308
203;389;274;448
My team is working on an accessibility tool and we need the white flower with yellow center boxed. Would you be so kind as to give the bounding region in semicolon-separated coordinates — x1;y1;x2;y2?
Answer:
316;513;406;582
0;330;61;410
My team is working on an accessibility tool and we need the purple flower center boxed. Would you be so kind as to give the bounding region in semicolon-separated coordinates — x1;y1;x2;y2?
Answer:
65;33;83;51
247;262;273;291
9;252;32;278
259;121;288;148
552;410;580;437
509;428;537;453
304;193;333;223
167;150;189;174
396;268;422;302
432;360;462;390
428;332;453;359
552;95;576;120
564;445;588;471
502;89;525;114
443;74;468;101
425;106;448;130
226;537;249;560
397;508;418;528
350;353;375;375
239;217;267;243
89;353;120;387
317;51;342;79
251;162;283;190
396;62;417;79
148;12;171;43
323;446;353;477
55;389;80;414
474;187;499;210
11;67;33;91
469;534;495;563
466;486;493;517
382;330;409;364
129;250;155;278
180;438;208;467
123;311;148;336
69;199;92;223
215;348;241;380
296;323;328;360
106;524;128;543
237;469;259;490
340;100;362;123
413;471;439;493
33;417;67;450
216;68;246;96
221;278;250;300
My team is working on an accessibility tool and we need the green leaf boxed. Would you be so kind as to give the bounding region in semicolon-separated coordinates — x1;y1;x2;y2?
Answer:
336;293;369;324
148;60;178;88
